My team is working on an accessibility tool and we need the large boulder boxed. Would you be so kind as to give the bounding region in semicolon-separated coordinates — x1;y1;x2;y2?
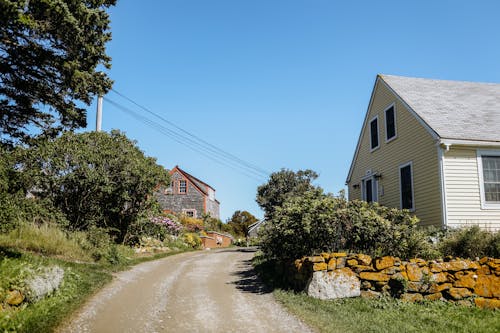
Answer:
306;268;360;300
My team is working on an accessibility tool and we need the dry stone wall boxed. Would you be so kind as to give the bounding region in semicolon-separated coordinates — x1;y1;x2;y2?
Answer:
293;253;500;309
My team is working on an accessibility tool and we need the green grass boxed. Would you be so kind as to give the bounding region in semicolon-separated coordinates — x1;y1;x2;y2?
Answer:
274;290;500;333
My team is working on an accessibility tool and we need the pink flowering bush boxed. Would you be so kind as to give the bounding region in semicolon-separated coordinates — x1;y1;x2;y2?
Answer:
150;216;182;236
124;215;184;245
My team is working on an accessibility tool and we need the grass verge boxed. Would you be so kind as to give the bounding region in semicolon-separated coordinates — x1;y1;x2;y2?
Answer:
0;246;194;332
274;290;500;333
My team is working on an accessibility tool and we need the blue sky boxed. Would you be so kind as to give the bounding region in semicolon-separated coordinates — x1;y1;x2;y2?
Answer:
85;0;500;221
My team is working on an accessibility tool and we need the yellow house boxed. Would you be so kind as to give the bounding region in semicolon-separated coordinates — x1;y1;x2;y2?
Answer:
346;75;500;230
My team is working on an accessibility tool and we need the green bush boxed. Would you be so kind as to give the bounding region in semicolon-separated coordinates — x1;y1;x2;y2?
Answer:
259;192;435;261
438;226;499;258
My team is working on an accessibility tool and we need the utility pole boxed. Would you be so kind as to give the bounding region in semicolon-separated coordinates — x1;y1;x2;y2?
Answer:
96;95;103;131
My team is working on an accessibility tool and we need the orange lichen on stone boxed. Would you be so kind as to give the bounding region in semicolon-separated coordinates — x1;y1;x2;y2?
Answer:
424;292;443;301
474;275;500;298
336;257;346;268
429;283;452;293
474;297;500;309
406;263;423;282
346;259;358;267
447;287;472;300
321;252;331;260
356;254;372;266
6;290;24;306
477;265;491;275
453;271;477;289
351;265;375;274
374;256;395;270
432;272;449;284
327;258;337;271
313;262;328;271
410;258;427;267
359;272;390;282
331;252;347;258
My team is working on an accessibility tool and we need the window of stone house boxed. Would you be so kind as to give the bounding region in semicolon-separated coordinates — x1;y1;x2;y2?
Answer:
183;209;196;218
179;180;187;194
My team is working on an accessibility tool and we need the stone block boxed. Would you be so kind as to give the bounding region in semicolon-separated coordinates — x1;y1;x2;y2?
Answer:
401;293;424;302
477;265;491;275
474;275;500;298
361;281;372;289
424;292;443;301
360;290;381;299
351;265;375;274
380;266;401;275
407;281;423;292
432;272;449;283
479;257;489;265
6;290;24;306
306;268;360;300
429;283;452;293
327;258;336;271
474;297;500;309
410;258;427;267
359;272;390;282
453;271;477;289
308;256;325;263
356;254;372;266
321;252;331;260
430;263;443;273
313;262;328;272
375;256;395;270
346;259;358;267
331;252;347;258
446;287;472;300
406;263;423;282
336;257;346;268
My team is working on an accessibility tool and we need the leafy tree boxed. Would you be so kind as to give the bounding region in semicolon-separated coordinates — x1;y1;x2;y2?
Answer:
225;210;258;237
256;169;320;220
16;130;169;242
0;0;115;146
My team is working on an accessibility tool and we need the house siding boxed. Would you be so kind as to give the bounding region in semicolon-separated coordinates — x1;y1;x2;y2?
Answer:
206;197;220;219
155;171;205;218
443;146;500;230
348;79;442;227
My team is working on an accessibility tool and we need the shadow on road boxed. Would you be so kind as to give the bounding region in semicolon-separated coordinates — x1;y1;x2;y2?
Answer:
230;258;274;295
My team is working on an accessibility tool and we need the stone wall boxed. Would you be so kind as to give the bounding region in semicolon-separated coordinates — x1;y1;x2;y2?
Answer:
293;253;500;309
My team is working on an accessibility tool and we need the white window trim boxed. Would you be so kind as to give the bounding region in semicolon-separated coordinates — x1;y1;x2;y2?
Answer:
178;179;187;194
384;103;397;143
361;173;378;203
182;209;197;218
477;149;500;210
369;115;380;152
399;161;415;212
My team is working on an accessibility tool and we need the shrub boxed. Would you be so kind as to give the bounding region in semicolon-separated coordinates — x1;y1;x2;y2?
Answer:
124;215;183;245
438;226;499;258
259;192;435;261
178;215;204;232
182;233;202;249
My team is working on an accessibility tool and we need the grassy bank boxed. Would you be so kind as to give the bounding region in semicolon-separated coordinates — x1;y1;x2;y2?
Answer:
274;290;500;333
0;245;193;332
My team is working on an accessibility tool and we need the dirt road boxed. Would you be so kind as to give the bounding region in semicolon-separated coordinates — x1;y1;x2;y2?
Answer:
60;248;313;333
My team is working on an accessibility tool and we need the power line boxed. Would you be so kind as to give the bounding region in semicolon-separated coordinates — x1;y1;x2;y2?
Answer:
103;97;267;182
110;88;270;176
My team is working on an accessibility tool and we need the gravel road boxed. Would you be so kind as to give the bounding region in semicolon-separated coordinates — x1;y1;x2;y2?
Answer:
59;248;313;333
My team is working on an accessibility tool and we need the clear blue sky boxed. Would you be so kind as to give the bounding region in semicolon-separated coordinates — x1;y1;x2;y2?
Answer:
85;0;500;221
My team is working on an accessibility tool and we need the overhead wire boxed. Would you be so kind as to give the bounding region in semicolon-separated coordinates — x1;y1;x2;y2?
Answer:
110;88;270;176
103;97;267;182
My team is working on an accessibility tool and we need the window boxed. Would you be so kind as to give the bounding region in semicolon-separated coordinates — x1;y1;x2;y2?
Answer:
179;180;187;194
385;105;396;141
477;150;500;208
370;116;379;150
183;209;196;218
399;162;414;210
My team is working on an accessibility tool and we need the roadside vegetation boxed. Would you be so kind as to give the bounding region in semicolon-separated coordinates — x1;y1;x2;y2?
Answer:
0;131;218;332
254;169;500;333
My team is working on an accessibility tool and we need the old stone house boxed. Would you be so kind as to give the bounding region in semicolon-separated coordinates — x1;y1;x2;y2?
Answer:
155;165;220;219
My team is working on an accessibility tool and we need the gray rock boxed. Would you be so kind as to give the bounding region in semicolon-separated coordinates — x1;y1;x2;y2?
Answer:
306;268;361;300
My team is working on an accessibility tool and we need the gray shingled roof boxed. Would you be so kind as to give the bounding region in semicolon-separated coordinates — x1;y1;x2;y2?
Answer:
380;75;500;142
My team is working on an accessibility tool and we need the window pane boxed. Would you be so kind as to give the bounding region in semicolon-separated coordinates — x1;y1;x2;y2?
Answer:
386;107;396;139
365;179;373;203
370;118;379;149
400;165;413;209
179;180;187;193
482;156;500;202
